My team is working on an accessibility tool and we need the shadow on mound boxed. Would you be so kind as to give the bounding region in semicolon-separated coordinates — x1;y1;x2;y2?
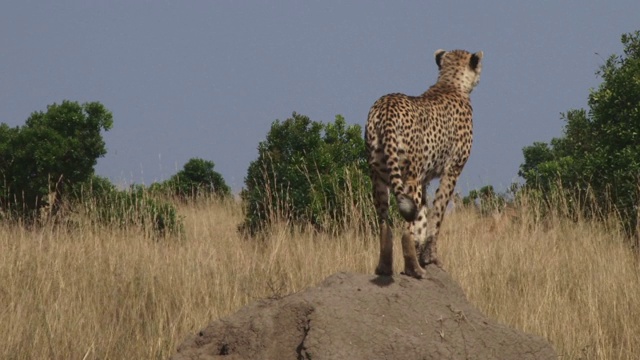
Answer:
171;267;556;360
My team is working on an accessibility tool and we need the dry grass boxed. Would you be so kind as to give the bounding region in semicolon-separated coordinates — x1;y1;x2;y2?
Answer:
1;196;639;359
442;202;640;359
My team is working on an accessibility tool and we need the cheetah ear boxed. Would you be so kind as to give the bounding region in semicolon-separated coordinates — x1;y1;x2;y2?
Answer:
470;51;483;70
434;49;446;69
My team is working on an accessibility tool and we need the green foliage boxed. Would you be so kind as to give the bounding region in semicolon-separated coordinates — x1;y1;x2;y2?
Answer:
519;31;640;233
241;112;372;235
0;100;112;217
78;176;183;237
0;100;184;236
463;185;507;214
74;175;117;200
153;158;231;199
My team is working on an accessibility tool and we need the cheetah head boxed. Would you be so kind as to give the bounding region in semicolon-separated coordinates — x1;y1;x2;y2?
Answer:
434;49;483;93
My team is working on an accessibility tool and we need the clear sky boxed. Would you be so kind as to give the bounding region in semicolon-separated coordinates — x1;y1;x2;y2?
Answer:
2;1;639;193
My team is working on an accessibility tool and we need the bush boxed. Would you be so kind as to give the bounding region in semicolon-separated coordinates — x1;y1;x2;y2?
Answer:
66;176;183;237
462;185;508;215
0;101;112;218
153;158;230;200
241;113;373;235
519;31;640;236
78;179;183;237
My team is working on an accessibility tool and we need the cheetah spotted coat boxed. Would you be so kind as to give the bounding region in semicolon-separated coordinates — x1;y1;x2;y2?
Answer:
366;49;483;278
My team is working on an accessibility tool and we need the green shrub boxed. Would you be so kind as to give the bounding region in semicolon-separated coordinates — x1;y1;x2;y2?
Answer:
153;158;230;200
0;101;112;218
519;31;640;236
463;185;507;215
77;177;183;237
241;113;373;235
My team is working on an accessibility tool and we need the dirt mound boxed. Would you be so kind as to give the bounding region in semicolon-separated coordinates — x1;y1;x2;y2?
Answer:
171;267;556;359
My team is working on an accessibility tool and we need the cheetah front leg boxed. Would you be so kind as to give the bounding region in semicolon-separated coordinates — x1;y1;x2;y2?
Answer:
419;169;461;267
401;226;426;279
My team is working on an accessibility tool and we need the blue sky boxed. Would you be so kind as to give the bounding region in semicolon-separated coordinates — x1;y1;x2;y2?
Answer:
2;1;639;193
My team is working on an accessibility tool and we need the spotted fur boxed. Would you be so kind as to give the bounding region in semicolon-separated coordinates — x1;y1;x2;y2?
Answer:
366;49;483;278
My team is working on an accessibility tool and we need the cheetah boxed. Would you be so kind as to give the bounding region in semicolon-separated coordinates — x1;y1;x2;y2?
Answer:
366;49;483;279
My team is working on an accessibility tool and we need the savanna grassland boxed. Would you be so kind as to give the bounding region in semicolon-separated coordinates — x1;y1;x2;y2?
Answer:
1;195;639;359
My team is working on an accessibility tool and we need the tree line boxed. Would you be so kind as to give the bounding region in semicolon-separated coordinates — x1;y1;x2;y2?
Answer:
519;31;640;236
2;30;639;240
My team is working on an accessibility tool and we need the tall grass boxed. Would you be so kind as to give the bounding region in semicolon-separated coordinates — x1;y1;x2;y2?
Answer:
444;193;640;359
1;188;639;358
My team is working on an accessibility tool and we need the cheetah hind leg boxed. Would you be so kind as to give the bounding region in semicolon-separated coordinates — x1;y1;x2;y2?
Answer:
374;221;393;276
401;230;426;279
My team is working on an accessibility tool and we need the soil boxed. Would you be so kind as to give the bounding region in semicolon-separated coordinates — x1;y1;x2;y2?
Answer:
171;266;556;360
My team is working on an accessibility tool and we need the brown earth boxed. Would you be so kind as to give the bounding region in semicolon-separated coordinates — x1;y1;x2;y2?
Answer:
171;266;557;360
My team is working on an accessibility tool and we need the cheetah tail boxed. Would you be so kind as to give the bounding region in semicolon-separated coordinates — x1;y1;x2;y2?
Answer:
397;194;418;222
